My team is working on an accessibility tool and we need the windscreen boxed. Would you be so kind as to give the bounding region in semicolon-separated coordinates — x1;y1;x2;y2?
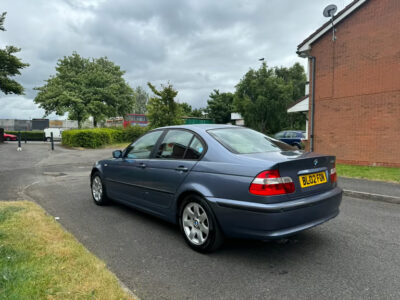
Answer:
208;127;295;154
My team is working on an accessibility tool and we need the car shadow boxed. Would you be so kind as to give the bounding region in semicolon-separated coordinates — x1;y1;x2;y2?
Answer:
108;199;331;261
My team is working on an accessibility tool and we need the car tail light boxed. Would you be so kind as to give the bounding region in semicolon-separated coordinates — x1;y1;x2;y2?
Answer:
249;170;295;196
330;163;337;183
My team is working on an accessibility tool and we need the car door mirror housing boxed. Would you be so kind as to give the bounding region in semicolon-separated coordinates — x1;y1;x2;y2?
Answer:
112;150;122;158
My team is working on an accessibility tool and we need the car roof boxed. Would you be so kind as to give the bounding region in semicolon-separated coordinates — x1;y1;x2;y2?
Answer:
157;124;239;131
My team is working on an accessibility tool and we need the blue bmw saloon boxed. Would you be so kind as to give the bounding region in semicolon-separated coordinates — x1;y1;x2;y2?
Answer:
91;125;342;252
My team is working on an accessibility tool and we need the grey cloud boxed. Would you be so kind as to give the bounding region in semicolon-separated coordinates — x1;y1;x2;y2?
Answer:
1;0;352;118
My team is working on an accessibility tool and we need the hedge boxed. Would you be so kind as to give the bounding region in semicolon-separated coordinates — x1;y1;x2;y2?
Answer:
62;126;149;148
5;131;45;141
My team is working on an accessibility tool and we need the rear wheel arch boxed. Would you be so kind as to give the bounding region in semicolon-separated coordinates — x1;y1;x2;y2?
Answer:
175;190;206;223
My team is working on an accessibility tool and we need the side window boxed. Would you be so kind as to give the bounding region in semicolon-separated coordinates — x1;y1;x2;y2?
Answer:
286;132;296;138
274;131;285;139
125;131;163;159
156;130;194;159
184;136;205;160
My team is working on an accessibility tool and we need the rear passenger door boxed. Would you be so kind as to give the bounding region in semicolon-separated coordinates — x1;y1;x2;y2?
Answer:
144;129;205;209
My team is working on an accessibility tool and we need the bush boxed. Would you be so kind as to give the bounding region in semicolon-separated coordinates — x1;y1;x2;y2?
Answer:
62;126;149;148
123;126;149;142
6;131;45;141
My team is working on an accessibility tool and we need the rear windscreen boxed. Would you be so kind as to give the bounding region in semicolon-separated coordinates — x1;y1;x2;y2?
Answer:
208;127;295;154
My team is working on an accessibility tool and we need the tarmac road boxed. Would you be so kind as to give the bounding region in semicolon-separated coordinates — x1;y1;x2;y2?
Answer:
1;142;399;299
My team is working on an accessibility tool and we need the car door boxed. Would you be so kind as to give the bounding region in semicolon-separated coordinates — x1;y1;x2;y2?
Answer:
143;129;206;210
281;131;294;145
104;130;164;206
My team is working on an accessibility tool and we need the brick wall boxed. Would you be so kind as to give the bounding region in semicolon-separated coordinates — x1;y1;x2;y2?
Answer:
308;0;400;167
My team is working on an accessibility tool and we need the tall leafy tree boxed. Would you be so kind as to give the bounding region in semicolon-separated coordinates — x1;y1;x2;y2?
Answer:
275;63;307;129
34;52;135;128
146;82;183;128
234;62;306;133
133;86;149;114
206;90;234;124
0;12;29;95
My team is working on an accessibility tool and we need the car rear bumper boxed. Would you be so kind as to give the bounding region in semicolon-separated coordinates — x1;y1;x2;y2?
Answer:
206;187;342;240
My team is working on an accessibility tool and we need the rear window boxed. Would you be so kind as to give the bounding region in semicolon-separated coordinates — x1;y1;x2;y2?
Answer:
208;127;295;154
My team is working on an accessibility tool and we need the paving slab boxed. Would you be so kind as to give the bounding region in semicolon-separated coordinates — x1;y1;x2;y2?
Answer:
339;177;400;203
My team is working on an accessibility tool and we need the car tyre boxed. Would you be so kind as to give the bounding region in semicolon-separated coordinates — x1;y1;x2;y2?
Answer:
6;137;10;141
179;194;224;253
91;172;110;206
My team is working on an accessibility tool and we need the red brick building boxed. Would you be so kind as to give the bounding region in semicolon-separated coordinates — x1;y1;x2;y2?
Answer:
294;0;399;167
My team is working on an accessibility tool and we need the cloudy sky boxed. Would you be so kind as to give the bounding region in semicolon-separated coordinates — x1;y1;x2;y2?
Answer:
0;0;352;120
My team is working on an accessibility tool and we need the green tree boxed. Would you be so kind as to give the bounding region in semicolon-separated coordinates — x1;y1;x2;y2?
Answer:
206;90;234;124
191;108;204;118
146;82;183;128
178;102;205;118
179;102;193;116
234;62;306;133
133;86;148;114
34;52;135;128
275;63;307;129
0;12;29;95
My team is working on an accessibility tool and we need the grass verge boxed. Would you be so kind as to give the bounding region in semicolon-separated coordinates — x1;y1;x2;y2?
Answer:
337;164;400;183
0;201;136;299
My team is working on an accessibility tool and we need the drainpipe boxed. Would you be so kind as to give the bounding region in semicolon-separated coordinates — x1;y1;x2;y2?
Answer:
309;56;316;152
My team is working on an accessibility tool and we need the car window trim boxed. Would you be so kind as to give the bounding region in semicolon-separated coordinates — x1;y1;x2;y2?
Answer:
150;128;207;161
122;129;165;159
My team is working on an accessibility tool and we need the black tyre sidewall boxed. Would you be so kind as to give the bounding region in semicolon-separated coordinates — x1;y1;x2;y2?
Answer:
179;194;223;253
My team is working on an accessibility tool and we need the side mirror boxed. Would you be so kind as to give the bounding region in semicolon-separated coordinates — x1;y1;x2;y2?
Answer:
112;150;122;158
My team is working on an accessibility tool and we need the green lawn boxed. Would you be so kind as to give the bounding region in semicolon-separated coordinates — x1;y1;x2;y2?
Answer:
0;201;136;300
337;164;400;183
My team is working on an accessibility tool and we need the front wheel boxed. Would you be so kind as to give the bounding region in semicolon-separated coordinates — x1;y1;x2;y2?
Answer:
179;195;224;253
6;137;10;141
91;173;109;206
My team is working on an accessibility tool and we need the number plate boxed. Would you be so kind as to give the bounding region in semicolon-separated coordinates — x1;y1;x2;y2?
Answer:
299;171;327;188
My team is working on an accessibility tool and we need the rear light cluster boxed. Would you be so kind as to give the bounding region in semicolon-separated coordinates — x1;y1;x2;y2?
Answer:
249;170;295;196
330;163;337;183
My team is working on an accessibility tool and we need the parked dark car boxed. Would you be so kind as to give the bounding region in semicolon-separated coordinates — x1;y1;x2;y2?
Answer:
91;125;341;252
3;133;17;141
274;130;306;149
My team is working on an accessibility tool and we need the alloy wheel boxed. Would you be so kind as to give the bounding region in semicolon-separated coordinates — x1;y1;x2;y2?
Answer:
92;176;103;202
182;202;209;245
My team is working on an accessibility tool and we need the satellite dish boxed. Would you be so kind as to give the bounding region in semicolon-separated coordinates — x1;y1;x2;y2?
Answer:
323;4;337;18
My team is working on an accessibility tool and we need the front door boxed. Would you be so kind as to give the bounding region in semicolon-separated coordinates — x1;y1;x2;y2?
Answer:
104;130;163;206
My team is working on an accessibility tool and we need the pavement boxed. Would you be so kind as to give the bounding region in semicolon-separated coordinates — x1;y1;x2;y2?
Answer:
339;177;400;203
1;141;400;299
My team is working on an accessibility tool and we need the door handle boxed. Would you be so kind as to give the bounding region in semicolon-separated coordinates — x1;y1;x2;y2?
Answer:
175;166;188;172
138;163;147;168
